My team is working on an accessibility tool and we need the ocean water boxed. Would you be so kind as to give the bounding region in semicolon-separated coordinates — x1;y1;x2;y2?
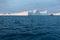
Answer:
0;16;60;40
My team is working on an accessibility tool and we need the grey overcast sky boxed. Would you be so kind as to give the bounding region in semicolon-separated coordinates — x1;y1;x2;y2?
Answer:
0;0;60;13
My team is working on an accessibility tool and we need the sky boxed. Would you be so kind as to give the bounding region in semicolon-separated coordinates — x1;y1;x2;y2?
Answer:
0;0;60;13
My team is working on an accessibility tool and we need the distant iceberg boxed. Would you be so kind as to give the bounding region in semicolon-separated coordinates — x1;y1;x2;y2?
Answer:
0;10;60;16
28;9;60;16
28;9;48;15
0;11;28;16
53;13;60;15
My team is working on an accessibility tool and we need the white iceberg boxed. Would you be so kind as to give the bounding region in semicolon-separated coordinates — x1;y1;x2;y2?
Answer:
0;11;28;16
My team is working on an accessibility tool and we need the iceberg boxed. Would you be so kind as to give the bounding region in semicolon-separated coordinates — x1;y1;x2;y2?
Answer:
0;11;28;16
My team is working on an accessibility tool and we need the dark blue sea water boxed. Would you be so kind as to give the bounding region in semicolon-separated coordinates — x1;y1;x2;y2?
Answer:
0;16;60;40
